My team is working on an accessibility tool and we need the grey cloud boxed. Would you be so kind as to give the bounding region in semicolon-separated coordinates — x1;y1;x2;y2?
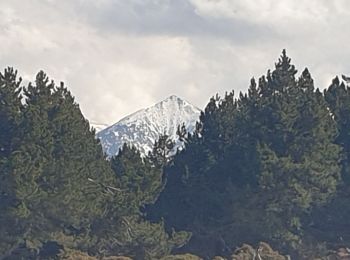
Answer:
0;0;349;125
68;0;279;44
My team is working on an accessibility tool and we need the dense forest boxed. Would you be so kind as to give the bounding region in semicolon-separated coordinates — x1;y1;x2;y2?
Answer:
1;51;350;259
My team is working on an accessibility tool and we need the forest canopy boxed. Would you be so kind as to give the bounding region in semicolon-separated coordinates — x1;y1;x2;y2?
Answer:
1;51;350;259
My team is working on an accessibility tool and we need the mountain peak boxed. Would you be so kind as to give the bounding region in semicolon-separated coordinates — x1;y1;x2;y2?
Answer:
165;94;180;100
97;96;201;157
151;95;198;113
162;95;186;103
155;95;191;105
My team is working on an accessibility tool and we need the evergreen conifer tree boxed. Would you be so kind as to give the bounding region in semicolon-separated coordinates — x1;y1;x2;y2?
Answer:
325;77;350;183
7;71;120;256
149;51;341;258
0;68;25;256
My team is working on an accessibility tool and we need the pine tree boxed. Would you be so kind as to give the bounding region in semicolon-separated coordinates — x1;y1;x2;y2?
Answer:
0;68;25;256
254;53;340;248
312;76;350;250
324;77;350;183
89;141;190;259
8;71;121;256
0;69;190;259
111;144;163;213
148;134;175;168
149;51;342;258
0;67;23;158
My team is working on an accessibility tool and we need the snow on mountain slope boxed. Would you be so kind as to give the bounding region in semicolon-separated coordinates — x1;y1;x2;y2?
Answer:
96;95;201;157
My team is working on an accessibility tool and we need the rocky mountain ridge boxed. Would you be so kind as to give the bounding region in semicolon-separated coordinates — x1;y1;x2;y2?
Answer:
96;95;201;157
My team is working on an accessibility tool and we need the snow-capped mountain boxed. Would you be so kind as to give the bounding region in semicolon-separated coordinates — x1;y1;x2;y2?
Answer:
96;95;201;157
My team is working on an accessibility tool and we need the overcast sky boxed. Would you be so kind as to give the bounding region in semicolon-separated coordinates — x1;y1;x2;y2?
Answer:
0;0;349;125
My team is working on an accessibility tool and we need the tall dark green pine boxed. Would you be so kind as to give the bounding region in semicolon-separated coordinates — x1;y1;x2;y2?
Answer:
324;77;350;183
9;71;120;255
149;51;342;258
91;143;190;259
0;68;24;256
0;68;23;158
148;92;244;257
255;53;340;248
148;134;175;168
0;69;190;259
111;144;163;213
313;77;350;249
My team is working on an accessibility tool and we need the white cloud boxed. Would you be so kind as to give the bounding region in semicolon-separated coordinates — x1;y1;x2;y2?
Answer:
190;0;330;23
0;0;349;125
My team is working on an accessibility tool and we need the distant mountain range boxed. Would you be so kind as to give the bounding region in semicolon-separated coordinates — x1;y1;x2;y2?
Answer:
96;95;201;157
